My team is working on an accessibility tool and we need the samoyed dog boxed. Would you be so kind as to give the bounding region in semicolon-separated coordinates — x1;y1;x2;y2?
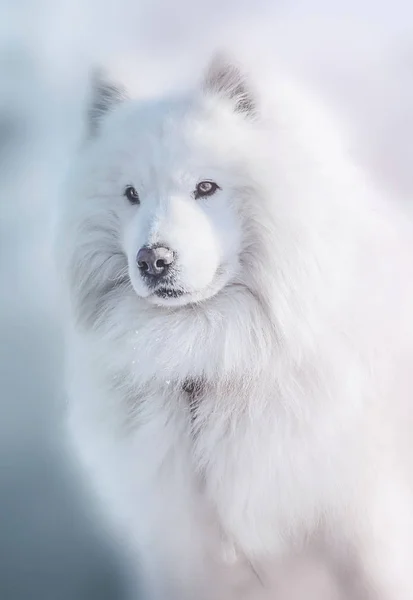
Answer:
58;55;413;599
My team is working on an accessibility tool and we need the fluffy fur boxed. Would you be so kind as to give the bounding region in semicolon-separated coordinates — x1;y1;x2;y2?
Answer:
58;55;413;599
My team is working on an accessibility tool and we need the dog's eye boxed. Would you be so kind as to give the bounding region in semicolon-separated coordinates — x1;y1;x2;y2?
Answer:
194;181;220;199
124;185;140;204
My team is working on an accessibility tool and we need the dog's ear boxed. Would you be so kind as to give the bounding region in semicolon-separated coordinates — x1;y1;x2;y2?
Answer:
202;53;255;116
88;69;126;136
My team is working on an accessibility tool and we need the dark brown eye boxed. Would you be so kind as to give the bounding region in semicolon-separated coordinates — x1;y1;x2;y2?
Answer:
124;185;140;204
194;181;220;199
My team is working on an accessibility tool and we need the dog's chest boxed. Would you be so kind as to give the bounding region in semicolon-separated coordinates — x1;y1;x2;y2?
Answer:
151;373;352;558
181;376;208;424
178;376;245;441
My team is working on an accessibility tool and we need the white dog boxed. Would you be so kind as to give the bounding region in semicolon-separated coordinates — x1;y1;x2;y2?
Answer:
58;55;413;599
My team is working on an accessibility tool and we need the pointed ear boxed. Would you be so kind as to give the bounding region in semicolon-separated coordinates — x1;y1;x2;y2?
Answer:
202;54;255;116
87;69;126;136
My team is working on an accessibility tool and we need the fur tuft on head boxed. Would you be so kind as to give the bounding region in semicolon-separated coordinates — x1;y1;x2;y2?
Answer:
202;53;256;116
88;69;127;136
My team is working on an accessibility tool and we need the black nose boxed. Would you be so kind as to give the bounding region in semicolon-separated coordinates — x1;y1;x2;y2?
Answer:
136;246;174;279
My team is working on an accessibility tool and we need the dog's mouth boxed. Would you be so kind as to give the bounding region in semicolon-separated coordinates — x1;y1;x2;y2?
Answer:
146;264;233;306
154;287;186;299
131;262;234;307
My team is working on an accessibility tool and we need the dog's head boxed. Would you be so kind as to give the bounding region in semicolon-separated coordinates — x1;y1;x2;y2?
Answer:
67;56;265;314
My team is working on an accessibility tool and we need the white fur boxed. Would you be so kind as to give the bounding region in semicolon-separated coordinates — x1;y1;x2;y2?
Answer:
58;56;413;599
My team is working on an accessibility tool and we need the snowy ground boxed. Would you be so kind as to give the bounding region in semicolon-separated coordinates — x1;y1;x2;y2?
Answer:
0;1;412;598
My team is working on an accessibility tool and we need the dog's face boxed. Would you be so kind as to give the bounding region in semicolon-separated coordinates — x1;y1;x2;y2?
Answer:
120;110;247;308
76;57;261;309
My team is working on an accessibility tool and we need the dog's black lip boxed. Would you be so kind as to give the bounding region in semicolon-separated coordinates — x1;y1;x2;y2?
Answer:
154;287;186;299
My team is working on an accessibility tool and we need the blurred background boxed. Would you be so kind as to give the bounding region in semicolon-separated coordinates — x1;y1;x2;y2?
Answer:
0;1;412;598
